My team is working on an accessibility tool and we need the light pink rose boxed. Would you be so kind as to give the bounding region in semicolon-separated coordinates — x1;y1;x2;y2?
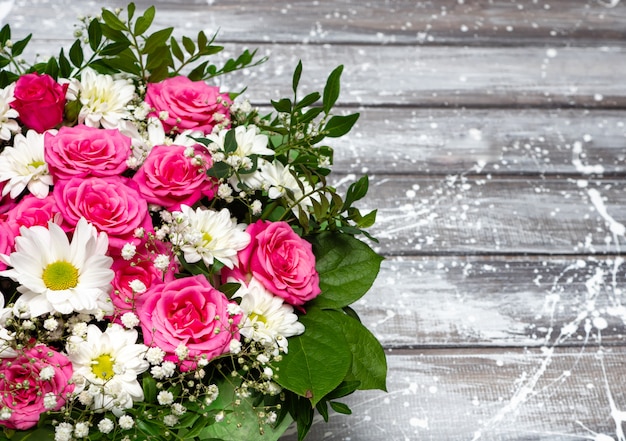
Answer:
223;220;321;306
145;76;231;134
137;275;241;369
53;176;152;250
10;73;67;133
110;245;177;315
0;345;74;430
44;125;131;180
133;144;217;211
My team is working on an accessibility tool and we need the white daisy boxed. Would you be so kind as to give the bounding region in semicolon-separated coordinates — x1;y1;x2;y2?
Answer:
206;125;273;168
256;159;318;217
67;323;148;415
68;67;135;129
233;277;305;352
177;205;250;269
0;130;54;199
1;218;114;318
0;84;19;141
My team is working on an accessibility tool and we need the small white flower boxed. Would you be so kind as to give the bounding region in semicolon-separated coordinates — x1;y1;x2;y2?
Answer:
206;125;273;164
39;366;55;380
74;422;90;438
145;347;166;365
178;206;250;269
157;390;174;405
128;279;147;294
215;411;225;423
161;361;176;377
163;414;178;427
175;343;188;361
251;200;263;216
71;322;89;337
22;320;35;330
43;392;57;410
118;415;134;430
98;418;114;434
171;403;186;416
263;367;274;378
121;312;140;329
121;243;136;260
0;407;11;420
43;317;59;331
55;422;74;441
229;339;242;354
218;183;233;199
0;130;53;199
153;254;170;271
133;227;145;238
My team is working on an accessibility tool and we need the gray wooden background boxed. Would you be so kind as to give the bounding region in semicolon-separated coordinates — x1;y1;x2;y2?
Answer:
4;0;626;439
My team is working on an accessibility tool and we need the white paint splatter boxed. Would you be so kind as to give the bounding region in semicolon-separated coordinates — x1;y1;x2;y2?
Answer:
588;188;626;237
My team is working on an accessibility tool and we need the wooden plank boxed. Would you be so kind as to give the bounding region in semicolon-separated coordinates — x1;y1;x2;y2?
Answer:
361;256;626;349
280;348;626;441
358;176;626;255
6;0;626;46
326;108;626;175
19;41;626;108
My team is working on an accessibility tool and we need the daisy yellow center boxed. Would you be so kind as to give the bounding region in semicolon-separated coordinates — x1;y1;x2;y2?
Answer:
42;261;79;290
92;354;115;380
249;312;267;325
28;160;45;168
202;232;213;244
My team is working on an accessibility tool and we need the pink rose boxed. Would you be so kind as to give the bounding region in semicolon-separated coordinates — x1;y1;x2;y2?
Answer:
137;275;241;368
110;245;177;315
10;73;67;132
44;125;131;180
133;144;217;211
145;76;231;134
53;176;152;250
0;345;74;430
224;220;321;306
7;194;61;231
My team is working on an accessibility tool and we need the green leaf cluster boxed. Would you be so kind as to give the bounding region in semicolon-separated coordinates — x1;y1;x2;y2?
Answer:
273;232;386;440
0;2;266;88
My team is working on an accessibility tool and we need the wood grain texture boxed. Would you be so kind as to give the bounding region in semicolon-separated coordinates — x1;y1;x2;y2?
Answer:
279;349;626;441
6;0;626;46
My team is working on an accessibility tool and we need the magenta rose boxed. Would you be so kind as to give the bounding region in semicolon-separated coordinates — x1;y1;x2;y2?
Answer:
224;220;321;306
7;194;61;231
133;144;217;211
53;176;152;250
44;125;131;180
137;275;241;368
145;76;231;134
0;345;74;430
10;73;67;132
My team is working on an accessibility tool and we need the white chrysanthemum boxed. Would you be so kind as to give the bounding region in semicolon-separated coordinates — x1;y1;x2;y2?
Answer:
206;125;273;167
178;205;250;269
256;159;318;217
234;278;305;352
0;130;54;199
66;323;149;415
0;84;19;141
70;68;135;129
1;218;114;318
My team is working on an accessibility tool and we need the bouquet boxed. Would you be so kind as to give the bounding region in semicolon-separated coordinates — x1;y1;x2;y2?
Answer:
0;3;386;441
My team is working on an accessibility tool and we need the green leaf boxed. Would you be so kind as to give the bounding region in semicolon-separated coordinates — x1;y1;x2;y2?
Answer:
68;39;83;68
322;64;343;114
101;9;127;31
182;35;196;54
142;375;157;403
144;27;173;53
223;129;238;154
44;56;59;78
274;307;352;406
127;2;136;20
295;91;321;111
134;5;155;35
170;37;184;62
310;232;383;309
88;18;103;51
198;30;208;50
0;24;10;45
271;98;292;113
206;161;232;180
10;34;31;58
100;41;131;56
328;310;388;391
329;401;352;415
343;175;369;209
292;60;303;93
324;113;359;138
58;49;72;77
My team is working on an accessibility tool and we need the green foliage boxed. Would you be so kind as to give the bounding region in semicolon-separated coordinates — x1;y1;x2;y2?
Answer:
0;2;266;86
